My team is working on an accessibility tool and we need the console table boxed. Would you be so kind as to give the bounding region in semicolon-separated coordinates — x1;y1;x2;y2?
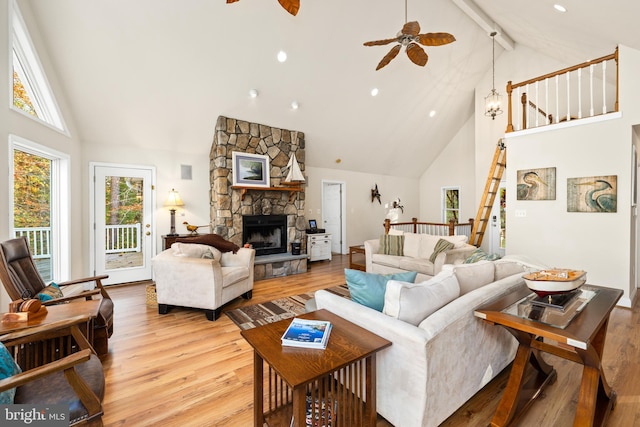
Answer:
475;284;622;427
241;309;391;427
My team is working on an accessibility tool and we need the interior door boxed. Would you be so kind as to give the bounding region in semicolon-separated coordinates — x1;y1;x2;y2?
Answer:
91;164;154;285
322;181;345;254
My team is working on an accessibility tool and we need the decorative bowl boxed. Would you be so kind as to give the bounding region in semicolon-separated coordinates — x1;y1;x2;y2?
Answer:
523;269;586;296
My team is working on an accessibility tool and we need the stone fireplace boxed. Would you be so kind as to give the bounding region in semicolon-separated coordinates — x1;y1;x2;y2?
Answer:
210;116;307;279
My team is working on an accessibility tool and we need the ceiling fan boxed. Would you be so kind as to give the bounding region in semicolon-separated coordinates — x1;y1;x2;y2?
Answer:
363;0;456;70
226;0;300;16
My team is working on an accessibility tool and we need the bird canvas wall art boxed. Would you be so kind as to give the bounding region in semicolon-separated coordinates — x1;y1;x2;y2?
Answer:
517;167;556;200
567;175;617;213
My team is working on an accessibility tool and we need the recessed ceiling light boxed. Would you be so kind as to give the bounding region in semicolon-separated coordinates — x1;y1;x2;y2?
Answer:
277;50;288;62
429;110;437;118
371;88;379;97
554;4;567;12
291;101;299;109
249;89;258;98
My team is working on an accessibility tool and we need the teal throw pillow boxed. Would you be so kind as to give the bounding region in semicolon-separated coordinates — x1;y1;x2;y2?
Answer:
429;239;455;263
0;342;21;404
36;282;63;302
378;235;404;256
344;269;418;312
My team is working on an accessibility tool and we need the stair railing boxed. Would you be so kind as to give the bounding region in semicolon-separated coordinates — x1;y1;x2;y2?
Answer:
506;48;618;133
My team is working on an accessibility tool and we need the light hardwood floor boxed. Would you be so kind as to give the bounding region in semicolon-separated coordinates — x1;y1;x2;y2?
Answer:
101;255;640;426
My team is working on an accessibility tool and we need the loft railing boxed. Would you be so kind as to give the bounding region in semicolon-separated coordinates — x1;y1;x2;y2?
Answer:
506;48;618;132
14;227;51;259
383;218;474;239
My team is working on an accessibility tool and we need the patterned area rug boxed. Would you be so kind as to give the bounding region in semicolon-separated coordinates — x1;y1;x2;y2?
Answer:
225;284;350;330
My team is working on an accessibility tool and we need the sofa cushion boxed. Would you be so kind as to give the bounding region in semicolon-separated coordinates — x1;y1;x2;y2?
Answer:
494;260;526;281
402;233;421;258
429;239;455;263
379;234;404;256
452;261;495;295
440;234;469;248
383;271;460;325
345;269;418;312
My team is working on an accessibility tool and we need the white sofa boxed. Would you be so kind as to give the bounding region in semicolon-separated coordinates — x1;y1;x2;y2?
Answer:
365;232;476;282
315;258;536;427
152;242;255;321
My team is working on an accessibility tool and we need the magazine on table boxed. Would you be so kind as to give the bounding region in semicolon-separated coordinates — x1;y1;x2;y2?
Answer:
281;318;332;349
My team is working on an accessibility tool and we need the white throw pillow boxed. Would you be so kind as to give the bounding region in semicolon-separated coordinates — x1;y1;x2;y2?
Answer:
439;234;469;248
402;233;421;258
171;242;221;261
383;271;460;326
453;260;495;295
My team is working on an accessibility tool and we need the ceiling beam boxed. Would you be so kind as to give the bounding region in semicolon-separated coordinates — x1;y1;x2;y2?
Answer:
451;0;515;51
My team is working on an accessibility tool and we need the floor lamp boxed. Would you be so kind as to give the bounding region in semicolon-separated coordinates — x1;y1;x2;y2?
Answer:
164;188;184;236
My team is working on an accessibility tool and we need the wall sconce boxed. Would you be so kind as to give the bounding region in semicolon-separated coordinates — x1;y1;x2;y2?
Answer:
163;188;184;236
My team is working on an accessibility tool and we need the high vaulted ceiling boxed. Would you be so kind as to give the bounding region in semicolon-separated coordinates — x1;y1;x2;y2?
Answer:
23;0;640;178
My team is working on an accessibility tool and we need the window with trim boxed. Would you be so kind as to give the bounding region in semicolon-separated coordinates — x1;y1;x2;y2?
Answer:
442;187;459;223
10;1;66;133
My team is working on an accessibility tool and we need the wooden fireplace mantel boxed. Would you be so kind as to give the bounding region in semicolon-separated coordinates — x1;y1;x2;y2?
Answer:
231;185;303;202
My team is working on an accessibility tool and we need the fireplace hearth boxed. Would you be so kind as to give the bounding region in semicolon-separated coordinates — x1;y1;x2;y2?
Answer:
243;215;287;256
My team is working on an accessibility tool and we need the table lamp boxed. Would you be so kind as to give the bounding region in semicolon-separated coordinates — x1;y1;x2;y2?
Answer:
164;188;184;236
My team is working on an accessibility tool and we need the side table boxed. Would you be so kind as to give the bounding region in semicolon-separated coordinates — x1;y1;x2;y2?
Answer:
475;284;622;427
241;309;391;427
348;245;366;271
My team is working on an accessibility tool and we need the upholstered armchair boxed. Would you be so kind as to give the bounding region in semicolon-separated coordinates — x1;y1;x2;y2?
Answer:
152;242;255;321
0;315;105;426
0;237;114;357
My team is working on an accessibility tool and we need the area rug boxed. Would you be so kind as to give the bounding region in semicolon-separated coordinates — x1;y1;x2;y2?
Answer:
225;284;350;330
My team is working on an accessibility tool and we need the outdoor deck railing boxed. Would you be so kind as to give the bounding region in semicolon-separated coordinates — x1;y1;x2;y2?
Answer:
14;223;142;257
506;48;618;132
105;223;141;253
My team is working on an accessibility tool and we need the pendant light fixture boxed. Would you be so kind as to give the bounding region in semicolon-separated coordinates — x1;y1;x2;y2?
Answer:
485;31;503;120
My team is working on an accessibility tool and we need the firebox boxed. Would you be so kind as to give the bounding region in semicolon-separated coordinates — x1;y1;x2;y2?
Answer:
242;215;287;256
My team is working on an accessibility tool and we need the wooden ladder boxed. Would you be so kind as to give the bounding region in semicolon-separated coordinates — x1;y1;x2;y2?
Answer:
470;139;506;247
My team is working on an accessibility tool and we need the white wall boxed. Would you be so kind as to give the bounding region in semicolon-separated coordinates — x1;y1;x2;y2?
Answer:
505;45;640;306
0;1;85;308
305;167;419;248
419;116;476;223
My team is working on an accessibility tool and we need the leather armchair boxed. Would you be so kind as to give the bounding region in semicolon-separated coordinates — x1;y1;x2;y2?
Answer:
0;237;114;357
152;242;255;320
0;315;105;426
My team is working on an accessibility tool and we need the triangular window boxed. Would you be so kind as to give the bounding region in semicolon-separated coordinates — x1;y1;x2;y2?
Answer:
10;1;67;133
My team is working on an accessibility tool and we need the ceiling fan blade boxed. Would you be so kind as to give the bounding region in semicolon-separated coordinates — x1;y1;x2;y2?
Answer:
278;0;300;16
406;43;428;67
417;32;456;46
402;21;420;36
376;45;402;70
364;38;398;47
226;0;240;3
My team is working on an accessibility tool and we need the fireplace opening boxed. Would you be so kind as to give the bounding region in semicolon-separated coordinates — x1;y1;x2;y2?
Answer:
242;215;287;256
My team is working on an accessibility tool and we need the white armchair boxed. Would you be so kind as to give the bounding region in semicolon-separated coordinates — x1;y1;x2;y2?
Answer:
152;242;255;321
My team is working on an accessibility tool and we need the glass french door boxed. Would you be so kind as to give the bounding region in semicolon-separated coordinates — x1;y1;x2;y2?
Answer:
92;164;154;285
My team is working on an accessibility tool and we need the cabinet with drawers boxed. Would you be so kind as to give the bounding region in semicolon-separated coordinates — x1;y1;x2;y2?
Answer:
307;233;332;262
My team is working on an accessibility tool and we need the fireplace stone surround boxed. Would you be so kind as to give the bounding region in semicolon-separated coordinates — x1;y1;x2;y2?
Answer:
210;116;307;279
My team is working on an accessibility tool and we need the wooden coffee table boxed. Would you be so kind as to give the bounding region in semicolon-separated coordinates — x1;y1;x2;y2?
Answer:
241;309;391;427
475;284;622;427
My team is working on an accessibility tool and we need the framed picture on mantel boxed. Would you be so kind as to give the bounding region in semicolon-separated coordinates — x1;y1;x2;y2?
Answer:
232;152;270;187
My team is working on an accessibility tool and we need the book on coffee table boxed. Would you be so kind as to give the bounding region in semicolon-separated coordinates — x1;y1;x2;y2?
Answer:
281;318;332;349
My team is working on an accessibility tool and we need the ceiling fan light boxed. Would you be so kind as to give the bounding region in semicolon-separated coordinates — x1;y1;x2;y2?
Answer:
554;4;567;13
